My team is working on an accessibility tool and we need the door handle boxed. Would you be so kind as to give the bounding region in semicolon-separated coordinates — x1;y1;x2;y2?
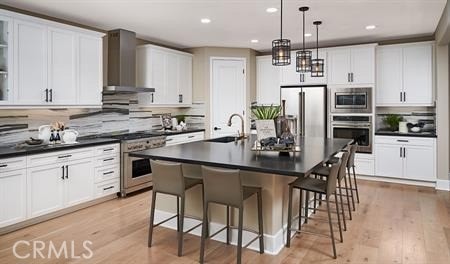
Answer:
403;147;406;158
178;94;183;103
61;165;65;179
45;89;49;102
151;93;154;103
347;73;350;83
351;73;354;82
0;164;7;168
49;89;53;102
403;92;406;102
400;92;403;102
65;165;68;179
214;127;221;131
400;147;402;158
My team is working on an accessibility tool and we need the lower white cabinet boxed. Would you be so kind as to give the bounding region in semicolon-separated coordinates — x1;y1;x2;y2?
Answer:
0;169;26;228
166;131;205;146
374;136;436;181
65;159;94;207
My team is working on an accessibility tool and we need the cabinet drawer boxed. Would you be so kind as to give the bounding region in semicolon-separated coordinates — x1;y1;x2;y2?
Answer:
355;157;375;176
94;179;119;198
94;165;120;183
27;148;94;168
94;153;120;168
166;132;204;146
374;136;435;146
95;144;120;156
0;156;26;173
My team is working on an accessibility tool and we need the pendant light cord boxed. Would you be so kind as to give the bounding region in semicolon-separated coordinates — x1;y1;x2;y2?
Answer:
316;24;319;59
302;9;306;51
280;0;283;39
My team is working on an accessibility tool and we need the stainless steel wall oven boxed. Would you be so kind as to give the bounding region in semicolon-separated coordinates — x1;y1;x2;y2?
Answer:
331;116;372;153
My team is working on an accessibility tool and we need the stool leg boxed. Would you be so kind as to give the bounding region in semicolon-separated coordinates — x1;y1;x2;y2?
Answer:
148;191;157;247
226;205;230;245
313;175;317;214
257;191;264;254
237;206;244;264
304;191;309;224
347;167;356;211
177;196;185;257
334;192;343;243
326;197;337;259
176;196;180;232
298;189;303;231
353;166;360;203
286;185;293;248
201;184;209;237
343;177;353;220
199;202;208;264
337;180;347;231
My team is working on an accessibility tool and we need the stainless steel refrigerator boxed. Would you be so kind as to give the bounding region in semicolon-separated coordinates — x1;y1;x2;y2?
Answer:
280;86;327;137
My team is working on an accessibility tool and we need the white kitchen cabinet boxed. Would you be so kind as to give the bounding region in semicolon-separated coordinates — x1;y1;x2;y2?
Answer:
376;42;433;106
166;131;205;146
65;159;94;207
256;55;281;105
280;50;327;86
136;45;193;106
374;136;436;181
0;169;26;227
27;163;65;218
48;27;77;105
78;34;102;106
327;45;375;86
14;19;48;105
0;15;13;105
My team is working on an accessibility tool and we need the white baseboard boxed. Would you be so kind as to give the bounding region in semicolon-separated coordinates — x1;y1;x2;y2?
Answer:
356;175;436;187
436;179;450;191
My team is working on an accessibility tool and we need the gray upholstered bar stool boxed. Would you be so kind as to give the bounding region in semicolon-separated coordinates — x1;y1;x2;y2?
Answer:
148;160;205;257
199;166;264;264
286;161;343;259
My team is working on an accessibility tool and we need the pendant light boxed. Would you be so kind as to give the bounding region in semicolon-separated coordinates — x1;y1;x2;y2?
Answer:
272;0;291;66
311;21;324;77
296;7;312;73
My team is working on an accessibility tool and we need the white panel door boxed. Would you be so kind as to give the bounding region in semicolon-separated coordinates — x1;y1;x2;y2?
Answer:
48;27;77;105
404;145;435;181
149;49;166;104
0;169;26;227
78;34;102;105
65;159;94;207
375;144;403;178
350;46;375;84
402;44;433;105
257;56;281;105
376;46;403;106
178;54;192;104
211;59;246;137
27;164;65;218
165;52;179;104
327;49;351;85
14;19;47;104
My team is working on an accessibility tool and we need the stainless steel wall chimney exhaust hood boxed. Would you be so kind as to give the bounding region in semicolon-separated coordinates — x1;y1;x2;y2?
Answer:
104;29;155;94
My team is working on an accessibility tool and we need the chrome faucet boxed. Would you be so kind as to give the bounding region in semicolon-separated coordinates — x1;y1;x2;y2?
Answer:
227;113;247;138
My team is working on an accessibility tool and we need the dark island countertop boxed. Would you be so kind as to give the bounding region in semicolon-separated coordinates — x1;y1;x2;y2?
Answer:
0;138;120;159
150;128;205;136
375;130;437;138
130;135;351;177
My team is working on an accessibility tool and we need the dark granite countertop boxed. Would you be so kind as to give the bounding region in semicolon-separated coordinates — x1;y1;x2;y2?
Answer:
375;130;437;138
0;138;120;159
130;135;351;177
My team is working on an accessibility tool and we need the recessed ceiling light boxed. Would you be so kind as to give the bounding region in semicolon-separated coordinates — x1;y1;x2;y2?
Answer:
251;39;259;43
201;18;211;24
304;33;312;37
365;25;376;30
266;7;278;13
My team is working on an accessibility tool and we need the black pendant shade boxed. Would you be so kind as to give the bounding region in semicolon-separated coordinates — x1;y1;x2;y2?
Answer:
296;7;312;73
311;21;324;77
272;0;291;66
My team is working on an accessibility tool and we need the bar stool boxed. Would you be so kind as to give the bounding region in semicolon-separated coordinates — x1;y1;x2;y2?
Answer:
199;166;264;264
286;161;343;259
148;160;205;257
347;144;360;204
313;151;352;229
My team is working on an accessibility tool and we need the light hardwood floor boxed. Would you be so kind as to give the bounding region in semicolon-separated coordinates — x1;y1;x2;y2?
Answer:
1;179;449;264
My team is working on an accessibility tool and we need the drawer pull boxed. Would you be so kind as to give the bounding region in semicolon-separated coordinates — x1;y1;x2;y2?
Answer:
103;171;115;175
166;139;173;141
58;155;72;159
188;136;195;138
103;186;114;191
397;140;409;143
0;164;7;168
103;158;114;162
103;148;114;152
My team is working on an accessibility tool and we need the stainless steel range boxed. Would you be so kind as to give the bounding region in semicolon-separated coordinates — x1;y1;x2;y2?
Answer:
107;133;166;197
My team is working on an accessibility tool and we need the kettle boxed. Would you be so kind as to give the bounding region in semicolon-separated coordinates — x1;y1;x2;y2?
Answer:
38;125;52;144
61;129;79;144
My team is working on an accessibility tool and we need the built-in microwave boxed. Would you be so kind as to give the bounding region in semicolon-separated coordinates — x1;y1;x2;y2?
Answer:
330;87;372;114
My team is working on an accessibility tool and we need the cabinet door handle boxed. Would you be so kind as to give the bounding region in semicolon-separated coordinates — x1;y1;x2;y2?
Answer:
0;164;7;168
179;94;183;103
103;186;114;191
49;89;53;102
400;147;402;158
403;147;406;158
151;93;154;103
213;127;221;131
347;73;350;82
65;165;69;179
400;92;403;102
103;158;114;162
45;89;49;102
403;92;406;102
61;166;65;179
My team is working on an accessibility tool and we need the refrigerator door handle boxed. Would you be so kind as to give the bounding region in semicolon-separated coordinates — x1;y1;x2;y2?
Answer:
299;91;306;136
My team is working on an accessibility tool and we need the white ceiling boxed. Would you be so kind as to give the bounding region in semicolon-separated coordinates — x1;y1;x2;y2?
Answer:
0;0;446;51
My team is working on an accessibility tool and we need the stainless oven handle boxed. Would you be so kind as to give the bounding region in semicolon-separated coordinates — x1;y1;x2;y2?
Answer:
332;125;371;129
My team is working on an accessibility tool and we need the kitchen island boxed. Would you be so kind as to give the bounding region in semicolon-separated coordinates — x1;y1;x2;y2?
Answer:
131;135;350;255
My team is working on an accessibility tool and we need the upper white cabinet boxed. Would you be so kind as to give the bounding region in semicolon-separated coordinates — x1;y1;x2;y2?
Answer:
376;42;433;106
327;45;375;86
136;45;193;106
280;50;327;86
0;9;104;107
256;55;281;105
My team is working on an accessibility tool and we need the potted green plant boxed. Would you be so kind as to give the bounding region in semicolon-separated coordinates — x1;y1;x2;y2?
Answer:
383;114;403;131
